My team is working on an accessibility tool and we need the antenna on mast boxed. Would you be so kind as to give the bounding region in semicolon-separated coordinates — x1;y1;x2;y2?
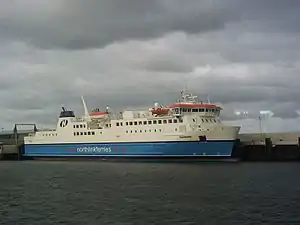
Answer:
207;94;211;104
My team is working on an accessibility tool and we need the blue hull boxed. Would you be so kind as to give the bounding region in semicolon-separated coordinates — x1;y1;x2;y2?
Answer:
23;140;236;161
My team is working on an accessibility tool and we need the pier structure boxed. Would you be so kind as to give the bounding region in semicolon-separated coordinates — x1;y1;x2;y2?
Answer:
233;132;300;161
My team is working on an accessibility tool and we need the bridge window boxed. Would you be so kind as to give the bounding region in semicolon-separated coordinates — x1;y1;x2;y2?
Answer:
153;120;157;124
158;120;162;124
192;109;198;112
163;120;167;124
116;122;120;126
148;121;152;125
129;122;133;125
143;121;147;125
139;121;143;125
173;119;177;123
168;119;172;123
134;121;138;125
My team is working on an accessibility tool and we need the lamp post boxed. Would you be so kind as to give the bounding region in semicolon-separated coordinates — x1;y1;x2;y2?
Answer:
234;111;249;118
234;110;273;135
259;110;274;135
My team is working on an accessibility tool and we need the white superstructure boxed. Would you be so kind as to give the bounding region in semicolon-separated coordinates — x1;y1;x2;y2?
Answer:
24;90;240;145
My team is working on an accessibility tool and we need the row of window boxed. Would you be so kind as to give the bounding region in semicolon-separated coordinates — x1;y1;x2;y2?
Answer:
73;118;217;131
126;128;180;133
73;124;86;129
117;118;183;127
72;127;182;136
126;128;164;133
74;131;96;136
42;133;57;136
181;108;218;113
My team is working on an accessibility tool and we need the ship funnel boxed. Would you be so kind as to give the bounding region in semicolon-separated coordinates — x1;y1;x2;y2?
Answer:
81;96;91;122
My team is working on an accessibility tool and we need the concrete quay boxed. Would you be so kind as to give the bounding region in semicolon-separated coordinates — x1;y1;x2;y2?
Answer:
233;132;300;161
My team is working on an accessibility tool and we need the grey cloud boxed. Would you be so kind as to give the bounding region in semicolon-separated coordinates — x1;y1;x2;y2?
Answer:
136;53;194;73
1;0;299;50
0;0;240;50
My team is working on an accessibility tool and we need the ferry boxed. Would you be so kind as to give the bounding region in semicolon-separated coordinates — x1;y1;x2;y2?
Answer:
23;90;240;162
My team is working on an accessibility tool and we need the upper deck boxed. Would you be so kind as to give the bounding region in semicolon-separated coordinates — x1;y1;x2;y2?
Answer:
82;90;222;121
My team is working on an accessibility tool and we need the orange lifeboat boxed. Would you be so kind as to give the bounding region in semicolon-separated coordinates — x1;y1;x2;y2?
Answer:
150;107;170;115
89;108;108;117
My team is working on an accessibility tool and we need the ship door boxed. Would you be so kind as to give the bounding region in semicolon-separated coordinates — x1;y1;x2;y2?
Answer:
179;125;186;133
199;135;207;142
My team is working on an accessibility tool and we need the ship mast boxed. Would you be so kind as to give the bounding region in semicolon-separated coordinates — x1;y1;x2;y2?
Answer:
81;96;92;122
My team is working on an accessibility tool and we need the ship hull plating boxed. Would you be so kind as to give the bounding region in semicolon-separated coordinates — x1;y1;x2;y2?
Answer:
23;140;236;161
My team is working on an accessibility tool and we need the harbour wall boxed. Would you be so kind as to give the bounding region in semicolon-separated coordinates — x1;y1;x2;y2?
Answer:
0;131;300;161
232;132;300;161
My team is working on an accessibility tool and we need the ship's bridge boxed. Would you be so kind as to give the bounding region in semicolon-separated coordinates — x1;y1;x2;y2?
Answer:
168;91;222;117
169;103;221;117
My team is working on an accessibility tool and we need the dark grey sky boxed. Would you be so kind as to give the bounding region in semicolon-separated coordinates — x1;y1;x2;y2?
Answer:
0;0;300;132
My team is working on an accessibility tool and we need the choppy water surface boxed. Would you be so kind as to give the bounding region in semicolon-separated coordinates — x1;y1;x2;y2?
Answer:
0;161;299;225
